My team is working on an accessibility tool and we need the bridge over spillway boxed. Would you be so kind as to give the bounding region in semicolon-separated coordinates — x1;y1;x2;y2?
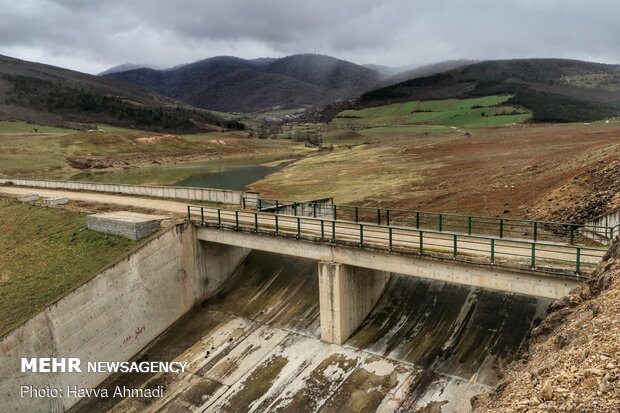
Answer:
188;205;607;344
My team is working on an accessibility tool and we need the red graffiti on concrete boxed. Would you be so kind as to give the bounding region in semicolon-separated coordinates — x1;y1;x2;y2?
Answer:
121;325;146;346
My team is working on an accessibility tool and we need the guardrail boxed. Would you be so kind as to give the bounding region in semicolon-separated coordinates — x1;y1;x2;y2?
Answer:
247;198;616;246
189;206;607;276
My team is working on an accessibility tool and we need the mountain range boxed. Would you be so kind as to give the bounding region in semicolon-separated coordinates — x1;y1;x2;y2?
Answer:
104;54;381;113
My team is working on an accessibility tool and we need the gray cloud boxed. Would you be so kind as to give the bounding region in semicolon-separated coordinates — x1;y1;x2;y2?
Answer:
0;0;618;74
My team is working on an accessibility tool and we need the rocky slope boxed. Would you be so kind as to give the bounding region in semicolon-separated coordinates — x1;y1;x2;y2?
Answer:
472;238;620;412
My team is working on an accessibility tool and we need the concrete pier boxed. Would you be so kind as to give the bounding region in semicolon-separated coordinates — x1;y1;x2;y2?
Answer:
319;262;390;344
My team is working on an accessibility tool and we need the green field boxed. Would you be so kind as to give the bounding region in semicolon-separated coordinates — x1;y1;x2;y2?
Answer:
0;198;139;335
332;96;531;128
0;121;77;134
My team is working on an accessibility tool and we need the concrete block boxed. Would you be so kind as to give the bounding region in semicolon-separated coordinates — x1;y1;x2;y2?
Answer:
87;211;168;240
42;197;68;205
16;193;39;202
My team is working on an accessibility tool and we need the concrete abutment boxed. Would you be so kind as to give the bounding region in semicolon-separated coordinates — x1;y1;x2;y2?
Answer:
318;262;391;344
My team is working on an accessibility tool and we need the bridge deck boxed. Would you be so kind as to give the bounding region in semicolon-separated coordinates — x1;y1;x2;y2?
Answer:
188;206;607;276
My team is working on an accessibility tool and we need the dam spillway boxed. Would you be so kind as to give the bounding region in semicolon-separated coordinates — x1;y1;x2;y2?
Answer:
72;250;551;412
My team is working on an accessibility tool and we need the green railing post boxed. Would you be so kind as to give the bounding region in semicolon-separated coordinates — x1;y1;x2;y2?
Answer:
576;247;581;274
389;227;393;250
333;205;337;221
468;216;472;235
419;231;424;253
201;207;204;224
386;209;391;226
254;213;258;232
294;202;299;216
499;219;504;238
275;200;279;213
355;206;359;223
530;243;535;268
242;197;246;209
297;217;301;238
416;212;420;229
275;215;279;234
360;224;364;246
235;211;239;230
533;221;538;242
570;226;575;245
258;199;262;211
332;220;336;241
491;238;495;263
438;214;443;232
217;209;221;227
453;234;457;257
187;205;191;221
313;203;317;218
321;220;325;239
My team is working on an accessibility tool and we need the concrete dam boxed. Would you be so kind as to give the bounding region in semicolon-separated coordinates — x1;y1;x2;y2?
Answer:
69;247;550;412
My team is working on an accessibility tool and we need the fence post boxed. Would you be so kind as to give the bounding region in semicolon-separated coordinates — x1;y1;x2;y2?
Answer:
275;215;279;235
576;248;581;274
242;197;246;209
275;200;279;213
360;225;364;246
332;220;336;241
258;199;262;211
355;206;359;223
491;238;495;263
187;205;191;221
438;214;443;232
468;216;472;235
334;205;337;221
389;227;393;250
377;208;381;225
254;213;258;231
217;209;221;227
453;234;457;257
530;243;536;268
297;217;301;238
201;207;204;224
235;211;239;230
570;226;575;245
419;231;424;253
293;202;298;216
386;209;391;226
499;219;504;238
313;203;317;218
533;221;538;242
416;212;420;229
321;220;325;239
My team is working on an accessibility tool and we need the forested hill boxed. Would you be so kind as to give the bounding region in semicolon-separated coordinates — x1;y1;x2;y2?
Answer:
104;54;381;113
0;54;243;132
358;59;620;122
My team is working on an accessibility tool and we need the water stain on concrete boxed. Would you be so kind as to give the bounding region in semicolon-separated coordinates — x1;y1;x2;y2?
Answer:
71;251;551;413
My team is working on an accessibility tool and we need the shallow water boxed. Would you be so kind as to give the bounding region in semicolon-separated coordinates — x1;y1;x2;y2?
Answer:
69;157;291;190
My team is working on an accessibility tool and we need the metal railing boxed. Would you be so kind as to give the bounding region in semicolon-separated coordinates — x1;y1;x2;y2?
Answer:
188;205;607;276
246;198;617;246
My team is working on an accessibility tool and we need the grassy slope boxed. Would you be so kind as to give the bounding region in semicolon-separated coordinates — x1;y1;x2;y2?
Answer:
0;198;139;336
0;125;297;177
0;121;77;133
332;96;530;128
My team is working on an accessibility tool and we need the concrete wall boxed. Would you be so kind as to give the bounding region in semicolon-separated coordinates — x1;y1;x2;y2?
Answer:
319;262;390;344
583;209;620;242
196;226;581;299
0;178;256;206
259;198;335;219
0;223;249;412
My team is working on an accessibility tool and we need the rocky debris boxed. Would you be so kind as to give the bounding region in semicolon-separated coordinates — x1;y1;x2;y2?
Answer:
472;238;620;412
530;159;620;223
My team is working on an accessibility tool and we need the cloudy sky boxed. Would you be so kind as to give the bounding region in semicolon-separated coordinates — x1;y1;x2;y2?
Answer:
0;0;618;74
